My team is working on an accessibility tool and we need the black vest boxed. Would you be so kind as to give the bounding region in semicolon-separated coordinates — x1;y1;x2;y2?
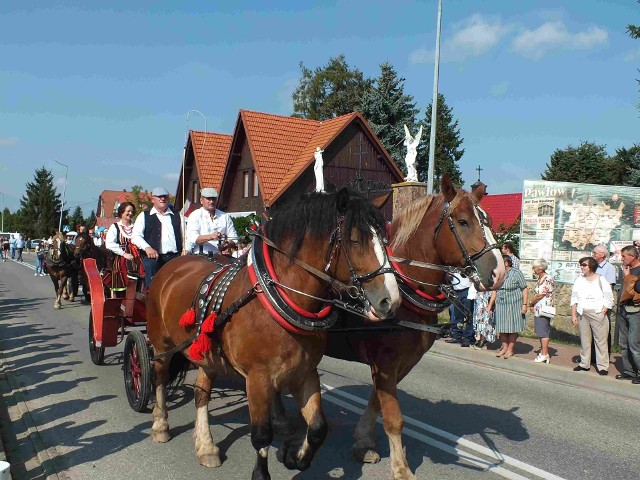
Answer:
143;210;182;254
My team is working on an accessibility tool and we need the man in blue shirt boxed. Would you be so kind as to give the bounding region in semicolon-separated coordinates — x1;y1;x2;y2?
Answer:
9;234;16;259
15;235;25;262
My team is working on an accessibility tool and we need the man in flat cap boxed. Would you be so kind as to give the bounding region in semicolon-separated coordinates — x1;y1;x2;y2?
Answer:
132;187;185;288
186;187;238;256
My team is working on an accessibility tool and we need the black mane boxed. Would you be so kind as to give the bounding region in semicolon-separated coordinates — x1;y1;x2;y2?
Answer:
265;188;386;258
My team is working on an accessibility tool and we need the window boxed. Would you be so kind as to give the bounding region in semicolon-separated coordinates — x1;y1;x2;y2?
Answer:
253;171;259;197
192;181;199;204
243;172;250;198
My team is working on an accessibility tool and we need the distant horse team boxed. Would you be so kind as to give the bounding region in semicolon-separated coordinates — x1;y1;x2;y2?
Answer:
50;176;505;479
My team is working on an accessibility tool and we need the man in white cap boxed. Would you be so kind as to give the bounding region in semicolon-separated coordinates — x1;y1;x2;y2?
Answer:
186;187;238;255
132;187;185;288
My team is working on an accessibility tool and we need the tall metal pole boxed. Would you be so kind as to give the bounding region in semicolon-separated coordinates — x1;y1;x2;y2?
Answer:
427;0;442;194
1;191;4;232
55;160;68;232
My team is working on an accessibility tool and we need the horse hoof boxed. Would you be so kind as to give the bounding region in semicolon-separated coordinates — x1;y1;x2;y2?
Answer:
151;431;171;443
198;454;222;468
276;441;311;471
54;304;61;310
62;295;69;300
393;470;416;480
352;446;380;464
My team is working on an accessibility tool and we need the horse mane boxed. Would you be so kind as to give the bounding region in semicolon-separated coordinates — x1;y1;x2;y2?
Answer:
391;189;480;251
265;189;385;259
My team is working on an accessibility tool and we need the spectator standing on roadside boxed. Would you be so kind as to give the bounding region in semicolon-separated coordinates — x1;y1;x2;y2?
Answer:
493;255;528;359
529;258;555;364
592;244;617;356
502;242;520;270
471;284;496;349
571;256;614;375
9;234;16;259
15;235;25;262
618;245;640;384
34;242;46;276
1;237;9;261
445;272;475;347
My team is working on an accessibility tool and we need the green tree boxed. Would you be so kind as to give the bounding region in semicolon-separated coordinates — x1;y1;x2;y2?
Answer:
628;2;640;109
127;185;153;215
494;217;521;248
85;210;96;228
417;93;465;186
292;55;372;120
541;141;612;184
68;206;84;230
360;62;419;172
611;144;640;186
18;167;63;238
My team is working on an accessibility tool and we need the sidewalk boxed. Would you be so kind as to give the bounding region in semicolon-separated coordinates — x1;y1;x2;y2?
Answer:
429;335;640;401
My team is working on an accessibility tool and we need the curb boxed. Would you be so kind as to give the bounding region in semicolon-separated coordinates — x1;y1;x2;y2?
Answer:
0;366;13;480
429;341;640;402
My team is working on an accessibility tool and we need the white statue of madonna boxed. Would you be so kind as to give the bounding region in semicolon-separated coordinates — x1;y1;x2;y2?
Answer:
314;146;325;192
403;124;423;182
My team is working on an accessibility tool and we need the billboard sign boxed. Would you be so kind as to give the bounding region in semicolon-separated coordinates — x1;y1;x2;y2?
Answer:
520;180;638;283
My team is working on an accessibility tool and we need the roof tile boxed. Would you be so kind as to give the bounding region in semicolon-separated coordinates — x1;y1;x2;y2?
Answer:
480;193;522;231
190;131;233;191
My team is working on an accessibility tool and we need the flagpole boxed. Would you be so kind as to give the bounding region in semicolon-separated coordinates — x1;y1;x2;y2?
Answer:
183;110;207;252
427;0;442;194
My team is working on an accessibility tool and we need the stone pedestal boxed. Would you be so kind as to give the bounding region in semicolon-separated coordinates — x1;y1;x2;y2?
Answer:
391;181;427;218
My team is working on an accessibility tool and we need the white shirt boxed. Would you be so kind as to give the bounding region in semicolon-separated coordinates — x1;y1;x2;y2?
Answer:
106;221;133;256
570;275;614;315
451;273;471;291
132;207;183;254
186;207;238;254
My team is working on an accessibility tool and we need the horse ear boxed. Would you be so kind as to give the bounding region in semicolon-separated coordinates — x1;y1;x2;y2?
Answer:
371;192;391;210
471;184;487;202
336;188;350;214
441;174;456;202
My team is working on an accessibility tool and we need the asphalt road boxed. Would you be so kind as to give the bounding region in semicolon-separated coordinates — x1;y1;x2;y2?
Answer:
1;255;639;480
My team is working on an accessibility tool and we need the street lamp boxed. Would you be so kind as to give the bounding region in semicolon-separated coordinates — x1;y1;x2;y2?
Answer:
427;0;443;194
55;160;68;232
0;191;4;232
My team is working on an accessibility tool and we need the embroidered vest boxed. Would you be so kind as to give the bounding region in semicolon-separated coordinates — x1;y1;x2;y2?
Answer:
143;210;182;254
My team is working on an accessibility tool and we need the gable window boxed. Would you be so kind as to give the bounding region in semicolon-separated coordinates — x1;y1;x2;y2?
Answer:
243;171;250;198
253;171;259;197
192;181;199;204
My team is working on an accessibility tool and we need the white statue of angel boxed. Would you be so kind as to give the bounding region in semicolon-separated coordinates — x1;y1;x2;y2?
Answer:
403;124;423;182
314;146;325;192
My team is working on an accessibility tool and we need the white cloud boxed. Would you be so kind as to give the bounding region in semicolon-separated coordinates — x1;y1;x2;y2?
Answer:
0;137;18;146
624;48;640;62
410;14;511;64
512;21;607;60
163;172;179;181
490;81;509;97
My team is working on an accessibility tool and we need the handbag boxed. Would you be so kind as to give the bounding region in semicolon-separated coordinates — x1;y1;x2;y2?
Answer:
539;304;555;318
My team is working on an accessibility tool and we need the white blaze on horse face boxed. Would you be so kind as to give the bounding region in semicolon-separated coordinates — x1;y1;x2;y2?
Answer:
371;228;401;307
474;205;506;287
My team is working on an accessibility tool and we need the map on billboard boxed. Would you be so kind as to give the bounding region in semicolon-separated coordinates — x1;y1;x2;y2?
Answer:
520;180;639;284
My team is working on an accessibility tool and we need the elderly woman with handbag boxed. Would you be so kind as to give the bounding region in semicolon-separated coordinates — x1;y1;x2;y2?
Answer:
571;256;614;375
529;258;555;364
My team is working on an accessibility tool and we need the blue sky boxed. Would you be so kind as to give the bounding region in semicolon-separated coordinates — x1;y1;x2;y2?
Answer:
1;0;638;213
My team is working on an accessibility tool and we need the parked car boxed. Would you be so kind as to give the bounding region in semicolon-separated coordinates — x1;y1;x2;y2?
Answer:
31;239;42;250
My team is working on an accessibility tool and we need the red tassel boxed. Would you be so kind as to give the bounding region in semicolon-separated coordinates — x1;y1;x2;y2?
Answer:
189;332;211;361
179;308;196;327
201;312;217;334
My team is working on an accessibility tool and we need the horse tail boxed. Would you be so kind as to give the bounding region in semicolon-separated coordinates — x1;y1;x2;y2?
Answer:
166;352;190;389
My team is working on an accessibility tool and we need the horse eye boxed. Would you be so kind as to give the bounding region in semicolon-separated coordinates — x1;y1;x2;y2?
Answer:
457;219;469;227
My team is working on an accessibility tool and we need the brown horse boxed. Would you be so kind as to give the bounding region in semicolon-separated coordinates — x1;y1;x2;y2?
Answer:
146;188;401;479
73;232;110;301
278;175;506;479
45;232;80;309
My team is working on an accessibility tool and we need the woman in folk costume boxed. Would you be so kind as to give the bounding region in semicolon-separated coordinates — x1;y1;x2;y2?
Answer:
105;202;143;294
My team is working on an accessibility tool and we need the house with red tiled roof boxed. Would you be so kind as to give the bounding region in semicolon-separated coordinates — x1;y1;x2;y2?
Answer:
175;109;404;220
93;190;152;230
480;193;522;232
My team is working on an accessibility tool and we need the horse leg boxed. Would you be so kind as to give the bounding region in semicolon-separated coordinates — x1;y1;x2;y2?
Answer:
151;358;171;443
54;278;63;310
245;372;274;480
352;390;382;464
193;367;221;468
69;272;78;302
271;394;295;436
62;276;70;300
374;372;415;480
277;370;327;472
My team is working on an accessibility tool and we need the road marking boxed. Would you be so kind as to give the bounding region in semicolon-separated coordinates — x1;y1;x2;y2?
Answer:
321;383;566;480
9;258;36;271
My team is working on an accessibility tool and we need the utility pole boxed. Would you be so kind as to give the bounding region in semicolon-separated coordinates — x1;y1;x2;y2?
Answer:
0;191;4;232
427;0;443;194
55;160;68;232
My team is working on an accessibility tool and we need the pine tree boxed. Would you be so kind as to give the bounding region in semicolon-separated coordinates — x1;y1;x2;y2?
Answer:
18;167;63;238
68;206;84;231
541;142;611;184
360;62;419;173
417;93;465;186
85;210;96;228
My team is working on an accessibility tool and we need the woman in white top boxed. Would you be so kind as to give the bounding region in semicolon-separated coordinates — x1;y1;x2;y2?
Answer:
571;256;614;375
105;202;140;292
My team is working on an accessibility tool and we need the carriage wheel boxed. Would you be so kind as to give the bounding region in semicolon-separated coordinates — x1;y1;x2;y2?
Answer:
88;309;105;365
124;330;152;412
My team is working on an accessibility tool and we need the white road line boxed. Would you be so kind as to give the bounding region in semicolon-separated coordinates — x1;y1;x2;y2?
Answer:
8;258;36;271
321;383;566;480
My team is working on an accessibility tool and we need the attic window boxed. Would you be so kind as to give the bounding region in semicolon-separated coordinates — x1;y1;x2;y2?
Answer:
253;171;259;197
243;172;249;197
192;181;199;203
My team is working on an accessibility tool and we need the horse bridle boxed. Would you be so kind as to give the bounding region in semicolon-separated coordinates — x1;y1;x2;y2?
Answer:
323;214;395;300
432;194;499;285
